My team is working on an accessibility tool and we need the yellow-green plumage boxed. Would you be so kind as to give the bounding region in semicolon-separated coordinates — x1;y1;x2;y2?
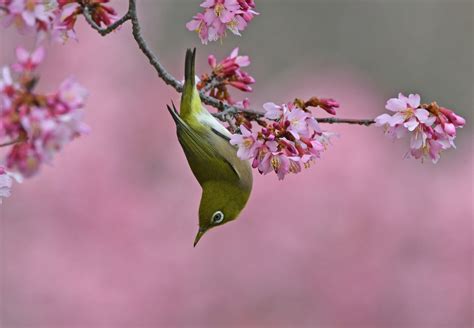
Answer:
167;49;253;246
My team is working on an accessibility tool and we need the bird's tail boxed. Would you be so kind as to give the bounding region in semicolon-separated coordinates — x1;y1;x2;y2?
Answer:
184;48;196;90
180;48;201;119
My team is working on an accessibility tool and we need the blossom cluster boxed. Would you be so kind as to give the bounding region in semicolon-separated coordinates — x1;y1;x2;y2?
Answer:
198;48;255;104
375;93;465;163
0;0;117;42
0;46;89;201
230;99;339;180
186;0;258;44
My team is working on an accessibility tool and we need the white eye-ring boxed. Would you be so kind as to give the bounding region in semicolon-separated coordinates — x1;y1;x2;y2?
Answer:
211;211;224;224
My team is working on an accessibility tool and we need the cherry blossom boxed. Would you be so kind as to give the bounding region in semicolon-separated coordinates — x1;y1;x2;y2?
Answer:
187;0;258;44
0;47;89;179
198;48;255;105
231;99;337;180
229;125;260;159
0;0;55;34
375;93;465;163
1;0;117;42
12;46;45;72
53;0;117;42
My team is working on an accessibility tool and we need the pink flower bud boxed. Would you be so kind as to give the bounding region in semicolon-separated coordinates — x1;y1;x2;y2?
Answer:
208;55;217;68
440;108;466;127
451;114;466;126
229;81;252;92
252;156;260;169
241;11;254;22
221;62;240;75
238;0;250;10
443;123;456;136
318;98;339;115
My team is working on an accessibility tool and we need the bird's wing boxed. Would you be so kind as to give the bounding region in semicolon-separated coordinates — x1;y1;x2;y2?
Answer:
211;127;231;142
167;104;240;183
207;123;254;188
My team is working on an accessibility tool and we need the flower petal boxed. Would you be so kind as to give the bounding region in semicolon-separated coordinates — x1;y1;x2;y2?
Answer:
386;98;407;112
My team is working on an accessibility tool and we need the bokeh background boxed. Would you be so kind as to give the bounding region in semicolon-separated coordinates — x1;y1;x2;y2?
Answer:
1;0;473;327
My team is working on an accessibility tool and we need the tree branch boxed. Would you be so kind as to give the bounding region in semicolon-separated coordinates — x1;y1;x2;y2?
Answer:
82;6;131;36
0;135;26;148
83;0;377;127
128;0;183;91
201;75;222;93
315;117;375;126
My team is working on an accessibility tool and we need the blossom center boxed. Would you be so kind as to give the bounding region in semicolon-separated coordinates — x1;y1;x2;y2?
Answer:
403;107;416;120
214;4;224;17
26;0;36;12
270;156;280;170
288;161;299;173
243;138;253;148
227;18;238;29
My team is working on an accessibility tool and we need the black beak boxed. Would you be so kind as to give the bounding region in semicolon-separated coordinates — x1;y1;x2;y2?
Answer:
193;228;206;247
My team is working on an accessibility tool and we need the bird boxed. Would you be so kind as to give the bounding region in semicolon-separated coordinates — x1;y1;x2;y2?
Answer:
167;48;253;247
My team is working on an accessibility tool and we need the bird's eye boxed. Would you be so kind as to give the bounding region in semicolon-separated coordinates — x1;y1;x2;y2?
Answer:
211;211;224;224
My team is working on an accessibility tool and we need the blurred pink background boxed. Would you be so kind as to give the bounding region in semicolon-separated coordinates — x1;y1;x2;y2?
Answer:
1;1;472;327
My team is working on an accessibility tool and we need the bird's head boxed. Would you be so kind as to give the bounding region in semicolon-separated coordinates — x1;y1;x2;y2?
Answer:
194;181;251;246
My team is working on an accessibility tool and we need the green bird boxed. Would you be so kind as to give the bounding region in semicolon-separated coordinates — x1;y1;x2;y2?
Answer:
167;49;253;247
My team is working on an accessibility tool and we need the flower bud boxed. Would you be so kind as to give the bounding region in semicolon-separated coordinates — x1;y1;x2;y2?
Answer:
208;55;217;68
228;81;252;92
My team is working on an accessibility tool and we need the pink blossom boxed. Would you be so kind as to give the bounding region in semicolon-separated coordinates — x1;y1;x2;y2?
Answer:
317;131;338;148
1;0;117;42
199;48;255;105
261;152;289;180
318;98;339;115
201;0;240;23
263;102;284;120
57;77;88;110
186;12;212;44
229;125;260;159
12;46;45;72
0;66;19;109
6;142;42;177
231;100;335;179
287;107;310;139
0;47;89;180
208;48;252;79
51;2;80;43
375;93;465;163
187;0;258;44
1;0;55;34
437;106;465;137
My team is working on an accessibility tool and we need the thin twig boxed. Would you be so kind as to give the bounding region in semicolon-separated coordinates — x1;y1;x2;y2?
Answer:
82;6;131;36
201;75;222;93
315;117;375;126
225;115;237;132
83;0;377;127
0;136;25;148
128;0;183;91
